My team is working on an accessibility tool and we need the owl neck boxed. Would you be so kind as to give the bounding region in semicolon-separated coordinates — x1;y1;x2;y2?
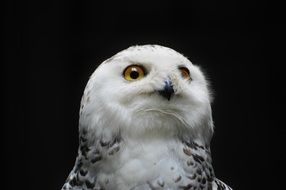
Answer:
118;122;213;147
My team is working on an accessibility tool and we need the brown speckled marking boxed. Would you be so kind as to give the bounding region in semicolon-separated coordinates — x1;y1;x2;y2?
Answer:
108;146;120;155
174;175;182;183
188;173;196;180
183;147;192;156
157;179;165;187
91;155;102;163
179;183;193;190
187;160;194;166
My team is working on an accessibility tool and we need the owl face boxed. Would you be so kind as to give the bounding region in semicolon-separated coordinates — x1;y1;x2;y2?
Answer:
80;45;213;142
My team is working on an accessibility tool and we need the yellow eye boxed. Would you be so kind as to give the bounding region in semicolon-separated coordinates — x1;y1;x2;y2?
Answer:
123;65;145;81
179;67;191;80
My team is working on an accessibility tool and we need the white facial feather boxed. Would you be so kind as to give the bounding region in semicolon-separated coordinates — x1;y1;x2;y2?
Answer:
80;45;213;144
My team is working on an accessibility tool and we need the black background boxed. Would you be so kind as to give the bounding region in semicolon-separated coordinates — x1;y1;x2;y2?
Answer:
4;0;283;190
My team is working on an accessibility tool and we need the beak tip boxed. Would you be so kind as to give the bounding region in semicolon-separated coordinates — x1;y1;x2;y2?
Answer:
158;80;175;100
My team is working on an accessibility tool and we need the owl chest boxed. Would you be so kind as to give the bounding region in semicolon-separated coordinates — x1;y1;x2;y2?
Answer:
101;139;180;173
98;140;179;186
96;139;213;189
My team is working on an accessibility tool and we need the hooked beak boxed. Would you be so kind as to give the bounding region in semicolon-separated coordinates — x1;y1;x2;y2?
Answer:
158;79;174;101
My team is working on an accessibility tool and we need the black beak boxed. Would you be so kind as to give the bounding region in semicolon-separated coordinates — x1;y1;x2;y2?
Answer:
158;80;175;101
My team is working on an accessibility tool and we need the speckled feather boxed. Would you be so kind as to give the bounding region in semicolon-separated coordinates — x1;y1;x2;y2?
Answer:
62;45;232;190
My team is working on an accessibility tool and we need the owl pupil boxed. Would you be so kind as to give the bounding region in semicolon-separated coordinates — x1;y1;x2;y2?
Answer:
130;71;139;79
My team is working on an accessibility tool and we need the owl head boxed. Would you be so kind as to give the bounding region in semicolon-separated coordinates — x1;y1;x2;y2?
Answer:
79;45;213;145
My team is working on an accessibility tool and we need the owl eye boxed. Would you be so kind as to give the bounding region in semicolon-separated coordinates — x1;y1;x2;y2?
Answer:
179;67;191;80
123;65;146;81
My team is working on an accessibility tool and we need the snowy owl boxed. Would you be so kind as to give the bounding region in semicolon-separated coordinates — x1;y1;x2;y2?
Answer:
62;45;232;190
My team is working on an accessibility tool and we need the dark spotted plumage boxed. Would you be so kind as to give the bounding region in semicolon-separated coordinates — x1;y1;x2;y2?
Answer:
62;132;232;190
62;138;232;190
62;129;122;190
